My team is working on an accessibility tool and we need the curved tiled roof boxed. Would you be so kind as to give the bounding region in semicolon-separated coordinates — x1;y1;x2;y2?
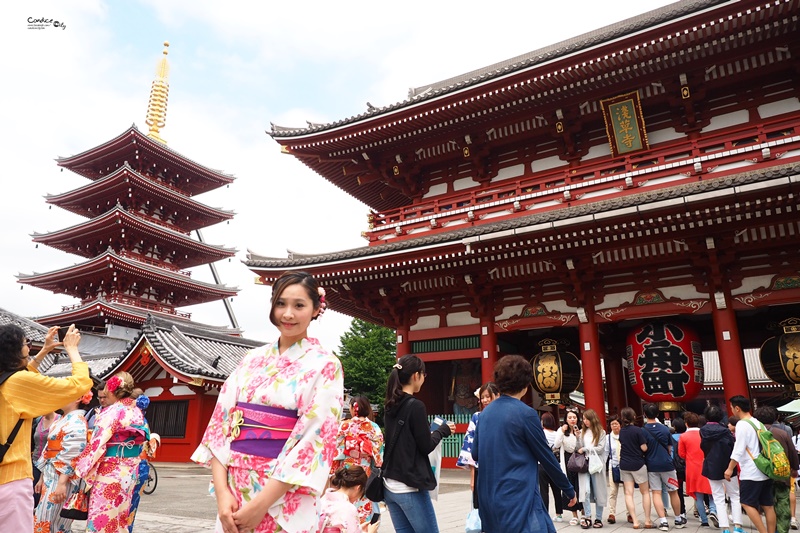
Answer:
270;0;728;137
0;307;50;343
246;161;800;269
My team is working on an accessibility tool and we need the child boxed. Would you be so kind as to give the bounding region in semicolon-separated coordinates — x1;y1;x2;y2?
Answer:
319;466;369;533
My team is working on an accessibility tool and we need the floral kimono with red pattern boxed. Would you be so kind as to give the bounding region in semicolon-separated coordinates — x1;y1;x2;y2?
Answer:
331;416;384;525
191;337;343;533
75;398;146;533
33;409;88;533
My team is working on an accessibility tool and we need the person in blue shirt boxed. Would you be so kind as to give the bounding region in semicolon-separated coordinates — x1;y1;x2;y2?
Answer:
642;403;685;531
473;355;576;533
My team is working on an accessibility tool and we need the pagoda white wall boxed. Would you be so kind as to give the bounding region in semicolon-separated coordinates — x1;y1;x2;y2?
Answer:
491;163;525;183
410;315;441;331
453;176;475;191
531;155;563;173
423;183;448;198
169;385;197;397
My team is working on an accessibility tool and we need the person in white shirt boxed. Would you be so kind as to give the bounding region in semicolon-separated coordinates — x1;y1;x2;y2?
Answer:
725;395;774;533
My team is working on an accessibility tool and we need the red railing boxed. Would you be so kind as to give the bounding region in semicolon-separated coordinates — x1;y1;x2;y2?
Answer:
118;250;192;277
364;114;800;243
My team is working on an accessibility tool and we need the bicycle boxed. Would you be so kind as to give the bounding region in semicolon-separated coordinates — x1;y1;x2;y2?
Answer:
143;461;158;495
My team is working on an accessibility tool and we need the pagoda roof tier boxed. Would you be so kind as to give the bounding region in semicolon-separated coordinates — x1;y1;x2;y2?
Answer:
45;164;234;233
32;205;236;269
32;298;244;335
246;161;800;324
39;315;260;384
57;125;234;196
267;0;798;211
19;249;238;306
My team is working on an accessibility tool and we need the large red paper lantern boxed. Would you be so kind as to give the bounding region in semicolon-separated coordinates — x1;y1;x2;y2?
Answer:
760;318;800;394
626;322;704;403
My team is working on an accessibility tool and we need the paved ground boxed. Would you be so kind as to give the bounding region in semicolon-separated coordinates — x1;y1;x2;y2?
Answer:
69;464;769;533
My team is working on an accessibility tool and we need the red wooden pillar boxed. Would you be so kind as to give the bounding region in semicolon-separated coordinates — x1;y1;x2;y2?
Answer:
578;309;606;427
396;325;411;358
603;348;626;419
480;318;498;385
711;293;749;404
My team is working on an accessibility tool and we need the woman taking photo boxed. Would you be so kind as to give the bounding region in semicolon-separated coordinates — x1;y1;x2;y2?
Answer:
192;271;343;533
382;354;455;533
555;408;584;525
332;395;384;529
33;390;92;533
577;408;608;529
76;371;148;533
618;407;653;529
0;324;91;530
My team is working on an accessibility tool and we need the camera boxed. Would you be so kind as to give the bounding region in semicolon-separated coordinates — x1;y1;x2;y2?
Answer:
57;326;71;342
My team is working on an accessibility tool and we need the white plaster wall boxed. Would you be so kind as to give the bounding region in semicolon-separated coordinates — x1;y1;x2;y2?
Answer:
446;311;479;326
584;142;611;160
410;315;440;331
647;127;685;145
531;155;563;173
600;290;640;309
453;177;475;191
491;163;525;183
659;285;708;301
638;174;687;189
579;187;619;201
169;385;197;397
702;110;750;132
422;183;448;199
143;386;165;398
731;274;775;295
758;98;800;118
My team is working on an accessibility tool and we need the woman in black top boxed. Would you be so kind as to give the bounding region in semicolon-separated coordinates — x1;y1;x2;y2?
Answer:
618;407;652;529
382;355;454;533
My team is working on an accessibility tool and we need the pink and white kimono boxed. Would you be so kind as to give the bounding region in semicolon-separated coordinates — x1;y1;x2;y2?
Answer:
75;398;146;533
192;337;343;533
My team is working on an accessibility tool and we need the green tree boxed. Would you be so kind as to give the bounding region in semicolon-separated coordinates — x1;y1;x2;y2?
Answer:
337;318;396;405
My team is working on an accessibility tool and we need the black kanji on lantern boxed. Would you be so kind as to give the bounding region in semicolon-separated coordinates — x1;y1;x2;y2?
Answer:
635;323;690;397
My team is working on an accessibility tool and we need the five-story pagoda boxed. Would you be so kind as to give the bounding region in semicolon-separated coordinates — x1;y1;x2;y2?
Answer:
19;42;239;331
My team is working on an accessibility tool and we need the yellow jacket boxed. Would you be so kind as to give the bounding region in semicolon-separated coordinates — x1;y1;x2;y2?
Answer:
0;361;92;485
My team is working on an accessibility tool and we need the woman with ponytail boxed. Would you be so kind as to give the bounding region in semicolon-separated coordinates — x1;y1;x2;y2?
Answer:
332;396;384;528
382;354;455;533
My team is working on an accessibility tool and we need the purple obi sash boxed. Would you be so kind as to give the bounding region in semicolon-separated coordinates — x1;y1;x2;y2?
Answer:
229;402;298;459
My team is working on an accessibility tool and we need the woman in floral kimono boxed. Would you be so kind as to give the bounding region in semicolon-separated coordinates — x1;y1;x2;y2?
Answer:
33;391;92;533
332;395;384;527
192;271;344;533
76;372;148;533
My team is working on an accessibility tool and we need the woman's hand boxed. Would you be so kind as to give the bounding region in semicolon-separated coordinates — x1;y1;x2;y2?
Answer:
51;477;69;503
562;424;569;433
446;421;456;433
232;501;268;532
216;489;240;533
41;326;62;354
62;324;82;356
34;478;44;494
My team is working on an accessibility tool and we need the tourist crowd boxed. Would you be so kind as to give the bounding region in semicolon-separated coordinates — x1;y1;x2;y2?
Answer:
3;272;800;533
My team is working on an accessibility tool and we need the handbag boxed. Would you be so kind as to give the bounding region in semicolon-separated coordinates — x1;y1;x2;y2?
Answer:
567;451;588;473
588;449;603;475
612;465;621;484
60;479;89;520
465;506;482;533
364;399;414;502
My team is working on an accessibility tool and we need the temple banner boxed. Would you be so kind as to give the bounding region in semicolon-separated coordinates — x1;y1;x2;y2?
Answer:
600;91;650;158
626;322;704;403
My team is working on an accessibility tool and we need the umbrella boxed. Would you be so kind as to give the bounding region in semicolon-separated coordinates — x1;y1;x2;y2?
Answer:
777;398;800;413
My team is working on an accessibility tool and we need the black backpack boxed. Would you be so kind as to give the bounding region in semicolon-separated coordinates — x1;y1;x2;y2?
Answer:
672;434;686;477
0;370;24;463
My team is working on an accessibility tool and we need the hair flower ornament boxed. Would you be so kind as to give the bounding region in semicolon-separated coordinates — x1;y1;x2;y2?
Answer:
106;375;122;393
79;391;94;405
317;286;327;316
136;395;150;411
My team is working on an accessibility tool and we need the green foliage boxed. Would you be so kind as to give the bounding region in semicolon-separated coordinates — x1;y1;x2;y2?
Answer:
337;319;396;406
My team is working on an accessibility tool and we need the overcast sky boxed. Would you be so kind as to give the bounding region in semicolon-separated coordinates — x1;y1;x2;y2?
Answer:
3;0;676;351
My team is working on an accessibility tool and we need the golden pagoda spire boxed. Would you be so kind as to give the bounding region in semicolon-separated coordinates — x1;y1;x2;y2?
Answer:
145;41;170;144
